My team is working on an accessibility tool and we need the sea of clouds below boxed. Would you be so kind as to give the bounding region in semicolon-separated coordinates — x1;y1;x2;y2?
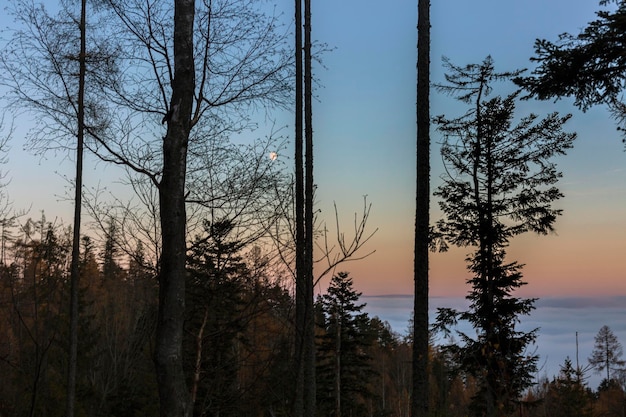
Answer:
361;294;626;390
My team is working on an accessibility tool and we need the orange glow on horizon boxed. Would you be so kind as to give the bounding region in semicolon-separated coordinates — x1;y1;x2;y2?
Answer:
347;221;626;299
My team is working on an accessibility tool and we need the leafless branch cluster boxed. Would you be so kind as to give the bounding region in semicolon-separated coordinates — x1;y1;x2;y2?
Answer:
314;197;377;285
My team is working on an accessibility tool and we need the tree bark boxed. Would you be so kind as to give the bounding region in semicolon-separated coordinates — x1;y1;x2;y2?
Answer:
412;0;430;416
293;0;306;415
303;0;315;416
154;0;195;415
293;0;315;414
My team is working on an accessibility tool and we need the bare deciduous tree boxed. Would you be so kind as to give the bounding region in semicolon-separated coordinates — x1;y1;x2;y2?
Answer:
1;0;292;415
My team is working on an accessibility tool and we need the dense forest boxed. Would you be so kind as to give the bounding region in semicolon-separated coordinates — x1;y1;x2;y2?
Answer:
0;0;625;416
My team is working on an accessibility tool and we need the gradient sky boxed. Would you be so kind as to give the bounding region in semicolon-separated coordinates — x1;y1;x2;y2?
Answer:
1;0;624;299
304;0;626;297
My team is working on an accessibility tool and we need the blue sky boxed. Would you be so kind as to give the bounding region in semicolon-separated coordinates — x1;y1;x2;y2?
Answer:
301;0;626;297
0;2;624;295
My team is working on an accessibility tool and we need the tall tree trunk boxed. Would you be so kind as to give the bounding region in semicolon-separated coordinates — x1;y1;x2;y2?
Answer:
293;0;305;415
303;0;315;415
155;0;195;415
293;0;315;415
66;0;86;415
412;0;430;416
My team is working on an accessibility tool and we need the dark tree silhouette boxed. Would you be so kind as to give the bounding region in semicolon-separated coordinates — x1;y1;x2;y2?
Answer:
66;1;87;416
413;0;431;416
293;0;315;416
293;0;306;410
316;272;375;417
147;1;196;415
184;219;249;415
515;0;626;144
588;325;625;382
543;358;593;417
432;57;576;417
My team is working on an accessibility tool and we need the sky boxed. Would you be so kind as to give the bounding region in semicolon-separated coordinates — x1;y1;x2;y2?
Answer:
301;0;626;298
1;0;622;298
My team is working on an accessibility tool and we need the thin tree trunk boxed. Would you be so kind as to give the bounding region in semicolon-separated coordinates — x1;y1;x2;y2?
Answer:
66;0;86;415
191;308;209;407
293;0;305;415
303;0;315;416
154;0;195;415
412;0;430;416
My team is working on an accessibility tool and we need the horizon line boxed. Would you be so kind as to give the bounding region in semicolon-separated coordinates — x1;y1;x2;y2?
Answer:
360;294;626;307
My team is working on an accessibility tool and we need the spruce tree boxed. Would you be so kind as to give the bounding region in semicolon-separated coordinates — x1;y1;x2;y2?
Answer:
316;272;375;417
432;57;576;417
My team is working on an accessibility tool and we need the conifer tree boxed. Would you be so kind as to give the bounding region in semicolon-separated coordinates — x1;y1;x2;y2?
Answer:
515;0;626;144
432;57;576;417
185;219;249;416
544;358;593;417
316;272;375;417
588;325;625;382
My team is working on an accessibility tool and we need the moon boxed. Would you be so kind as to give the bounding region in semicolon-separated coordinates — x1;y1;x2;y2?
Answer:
269;152;278;161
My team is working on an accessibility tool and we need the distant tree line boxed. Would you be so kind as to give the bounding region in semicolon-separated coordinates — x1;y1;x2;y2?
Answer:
0;213;625;417
0;215;402;417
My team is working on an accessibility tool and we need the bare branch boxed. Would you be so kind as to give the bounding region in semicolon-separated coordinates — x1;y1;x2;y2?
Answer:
314;196;377;286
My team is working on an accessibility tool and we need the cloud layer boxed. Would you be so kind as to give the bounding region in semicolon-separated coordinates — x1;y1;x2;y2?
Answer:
362;295;626;389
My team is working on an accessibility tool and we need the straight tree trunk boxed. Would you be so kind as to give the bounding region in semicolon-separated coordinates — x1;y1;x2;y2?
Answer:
293;0;305;415
154;0;195;416
412;0;430;416
66;0;86;415
303;0;316;416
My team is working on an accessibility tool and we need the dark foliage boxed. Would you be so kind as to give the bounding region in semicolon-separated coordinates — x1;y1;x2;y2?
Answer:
2;218;624;417
532;358;594;417
432;57;575;417
515;0;626;143
184;219;295;417
316;272;377;417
